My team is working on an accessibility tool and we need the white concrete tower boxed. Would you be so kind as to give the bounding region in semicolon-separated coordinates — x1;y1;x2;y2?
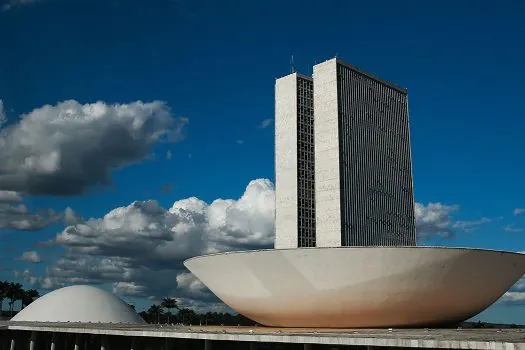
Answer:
312;59;342;247
313;58;417;247
274;72;315;249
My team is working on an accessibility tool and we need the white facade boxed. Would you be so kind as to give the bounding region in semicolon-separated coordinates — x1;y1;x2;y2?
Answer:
313;59;342;247
274;73;299;249
185;247;525;328
11;285;145;324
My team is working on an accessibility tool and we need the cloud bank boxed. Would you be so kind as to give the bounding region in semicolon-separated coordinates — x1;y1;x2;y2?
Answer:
17;251;42;263
0;100;187;196
14;178;490;311
0;190;59;231
2;0;42;12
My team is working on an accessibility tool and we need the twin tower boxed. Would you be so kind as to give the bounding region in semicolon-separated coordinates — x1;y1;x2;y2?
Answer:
274;57;417;249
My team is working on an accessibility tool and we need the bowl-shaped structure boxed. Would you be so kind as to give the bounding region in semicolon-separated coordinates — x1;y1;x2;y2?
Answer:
184;247;525;328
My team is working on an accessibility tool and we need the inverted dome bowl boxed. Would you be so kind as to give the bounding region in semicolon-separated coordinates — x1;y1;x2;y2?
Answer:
184;247;525;328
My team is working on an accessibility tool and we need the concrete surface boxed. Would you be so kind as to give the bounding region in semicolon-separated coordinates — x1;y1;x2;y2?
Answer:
312;58;342;248
3;322;525;349
274;72;300;249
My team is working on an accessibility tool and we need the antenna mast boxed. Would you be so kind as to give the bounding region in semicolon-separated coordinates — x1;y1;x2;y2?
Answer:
290;54;296;73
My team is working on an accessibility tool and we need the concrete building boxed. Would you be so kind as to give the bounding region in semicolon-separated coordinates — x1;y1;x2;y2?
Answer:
274;73;316;249
275;58;417;249
313;58;416;247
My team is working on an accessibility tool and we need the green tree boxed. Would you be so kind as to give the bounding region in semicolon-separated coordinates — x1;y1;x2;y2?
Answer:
138;311;148;322
6;282;24;316
21;289;40;309
0;281;9;315
178;308;197;325
161;297;178;324
147;304;164;324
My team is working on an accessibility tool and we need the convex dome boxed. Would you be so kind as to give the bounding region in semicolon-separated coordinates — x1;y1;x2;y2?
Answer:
11;285;145;324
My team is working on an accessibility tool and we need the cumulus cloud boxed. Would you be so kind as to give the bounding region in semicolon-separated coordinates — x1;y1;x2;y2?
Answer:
31;179;483;309
13;269;41;287
17;251;42;263
258;118;273;128
514;208;525;216
176;272;207;297
0;99;187;196
0;100;6;126
501;292;525;304
113;282;147;297
38;179;275;302
504;224;523;233
501;276;525;305
0;190;21;203
63;207;82;225
1;0;41;11
414;202;459;238
414;203;491;239
0;190;59;231
453;217;491;232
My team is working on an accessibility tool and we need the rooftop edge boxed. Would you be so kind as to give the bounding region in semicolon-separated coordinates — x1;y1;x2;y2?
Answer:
314;57;408;94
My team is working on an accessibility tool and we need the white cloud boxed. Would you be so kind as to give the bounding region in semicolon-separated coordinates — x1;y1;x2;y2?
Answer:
514;208;525;216
166;150;172;160
0;190;59;231
453;217;491;232
258;118;273;129
414;203;491;239
500;276;525;305
176;297;231;314
236;140;244;145
0;190;21;203
17;251;42;263
40;179;275;301
501;292;525;303
0;100;6;126
0;99;187;195
504;224;523;233
113;282;147;297
414;202;458;238
63;207;82;225
13;269;40;286
32;180;483;308
176;272;207;296
1;0;41;11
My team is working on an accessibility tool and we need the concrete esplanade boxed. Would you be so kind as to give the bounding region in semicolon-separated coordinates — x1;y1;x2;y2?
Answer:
2;284;525;350
2;322;525;350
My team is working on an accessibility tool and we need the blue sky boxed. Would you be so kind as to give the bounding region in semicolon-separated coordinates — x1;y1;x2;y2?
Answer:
0;0;524;323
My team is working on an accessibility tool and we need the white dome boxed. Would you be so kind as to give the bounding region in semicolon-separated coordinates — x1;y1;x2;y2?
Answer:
11;285;146;324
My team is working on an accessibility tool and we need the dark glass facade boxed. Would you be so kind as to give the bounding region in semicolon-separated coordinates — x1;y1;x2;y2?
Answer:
296;76;316;247
336;63;417;246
